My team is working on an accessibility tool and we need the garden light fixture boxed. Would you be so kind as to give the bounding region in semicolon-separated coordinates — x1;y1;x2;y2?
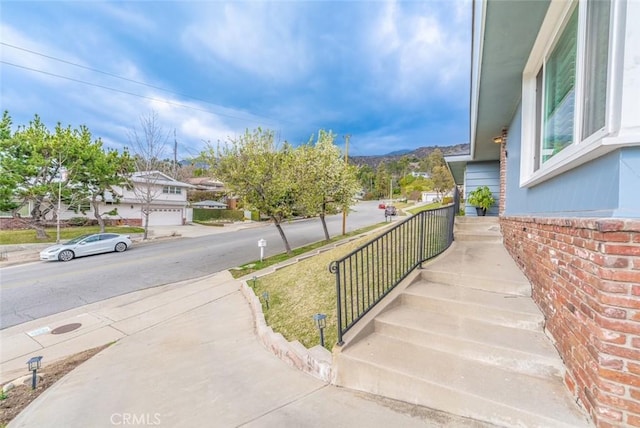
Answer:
313;313;327;347
27;356;43;390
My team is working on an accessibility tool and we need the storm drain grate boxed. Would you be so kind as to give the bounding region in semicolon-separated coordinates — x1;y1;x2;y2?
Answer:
51;323;82;335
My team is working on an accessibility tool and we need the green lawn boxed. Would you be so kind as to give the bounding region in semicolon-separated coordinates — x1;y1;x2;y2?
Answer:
247;233;377;351
0;226;145;245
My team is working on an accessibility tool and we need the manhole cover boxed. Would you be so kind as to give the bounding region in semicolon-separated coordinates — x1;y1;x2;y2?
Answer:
51;323;82;335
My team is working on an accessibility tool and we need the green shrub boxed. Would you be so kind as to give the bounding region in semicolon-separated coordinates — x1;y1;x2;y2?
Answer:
68;217;90;226
192;208;245;222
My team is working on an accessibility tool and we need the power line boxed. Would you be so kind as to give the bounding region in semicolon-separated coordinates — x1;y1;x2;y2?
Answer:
0;41;227;111
1;60;277;126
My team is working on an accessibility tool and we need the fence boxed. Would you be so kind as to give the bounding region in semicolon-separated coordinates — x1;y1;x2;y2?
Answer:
329;192;459;345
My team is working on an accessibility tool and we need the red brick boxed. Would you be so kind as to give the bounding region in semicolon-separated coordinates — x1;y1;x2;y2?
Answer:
600;355;625;370
597;391;640;416
599;294;640;310
597;315;640;334
597;220;626;232
594;328;627;345
630;362;640;376
599;379;626;396
629;414;640;427
598;281;630;294
595;404;624;421
603;244;640;256
594;232;632;242
591;254;630;268
611;270;640;282
598;341;640;360
600;367;640;388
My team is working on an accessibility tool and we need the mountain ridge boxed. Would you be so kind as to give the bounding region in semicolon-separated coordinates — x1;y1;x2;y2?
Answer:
350;143;469;168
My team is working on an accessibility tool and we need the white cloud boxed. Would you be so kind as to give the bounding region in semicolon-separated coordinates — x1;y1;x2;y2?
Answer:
181;2;311;82
364;0;471;104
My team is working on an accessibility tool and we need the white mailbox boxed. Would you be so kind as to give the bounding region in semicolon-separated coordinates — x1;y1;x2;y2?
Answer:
258;239;267;261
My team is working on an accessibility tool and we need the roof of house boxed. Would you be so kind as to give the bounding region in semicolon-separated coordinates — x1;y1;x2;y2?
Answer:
192;200;227;208
446;0;551;184
130;171;195;188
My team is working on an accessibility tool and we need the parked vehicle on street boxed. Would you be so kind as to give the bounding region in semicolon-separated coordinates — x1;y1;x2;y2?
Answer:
378;203;386;209
40;233;132;262
385;206;397;217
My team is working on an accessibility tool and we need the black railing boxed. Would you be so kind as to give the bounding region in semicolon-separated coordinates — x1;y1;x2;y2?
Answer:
329;190;459;345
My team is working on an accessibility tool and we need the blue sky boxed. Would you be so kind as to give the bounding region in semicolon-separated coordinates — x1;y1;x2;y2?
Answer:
0;1;471;158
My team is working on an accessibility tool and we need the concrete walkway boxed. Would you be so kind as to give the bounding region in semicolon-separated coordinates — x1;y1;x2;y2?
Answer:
2;223;490;427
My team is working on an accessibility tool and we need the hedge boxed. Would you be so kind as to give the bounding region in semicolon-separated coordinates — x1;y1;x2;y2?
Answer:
193;208;245;222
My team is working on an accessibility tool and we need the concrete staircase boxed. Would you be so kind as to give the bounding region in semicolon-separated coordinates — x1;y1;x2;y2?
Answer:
333;218;592;427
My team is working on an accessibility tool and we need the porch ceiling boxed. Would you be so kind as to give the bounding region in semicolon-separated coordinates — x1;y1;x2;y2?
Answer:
448;0;550;184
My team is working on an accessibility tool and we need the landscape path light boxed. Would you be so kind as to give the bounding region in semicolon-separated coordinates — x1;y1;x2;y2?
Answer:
262;291;270;309
313;313;327;348
27;356;43;390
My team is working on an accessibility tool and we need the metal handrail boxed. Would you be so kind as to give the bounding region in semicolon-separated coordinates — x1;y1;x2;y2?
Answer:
329;189;459;345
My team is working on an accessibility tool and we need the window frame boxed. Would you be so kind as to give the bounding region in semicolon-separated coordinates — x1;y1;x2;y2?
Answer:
162;186;182;195
520;0;624;187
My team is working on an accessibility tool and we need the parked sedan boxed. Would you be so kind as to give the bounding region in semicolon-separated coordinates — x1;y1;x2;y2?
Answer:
40;233;132;262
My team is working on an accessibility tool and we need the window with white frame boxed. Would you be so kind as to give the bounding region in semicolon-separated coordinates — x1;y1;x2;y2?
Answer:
163;186;181;195
521;0;618;184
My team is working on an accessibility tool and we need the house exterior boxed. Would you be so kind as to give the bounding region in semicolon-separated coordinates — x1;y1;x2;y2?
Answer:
0;171;193;228
446;1;640;426
105;171;194;226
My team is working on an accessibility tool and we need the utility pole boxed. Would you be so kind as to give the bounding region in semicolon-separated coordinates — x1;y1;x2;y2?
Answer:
173;129;178;178
342;134;350;235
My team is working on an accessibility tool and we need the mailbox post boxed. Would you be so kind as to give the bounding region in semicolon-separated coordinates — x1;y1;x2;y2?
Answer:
258;239;267;262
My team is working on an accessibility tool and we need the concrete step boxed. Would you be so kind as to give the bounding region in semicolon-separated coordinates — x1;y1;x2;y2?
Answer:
335;333;591;428
421;242;532;296
454;217;502;242
454;231;503;243
401;281;544;330
375;304;564;379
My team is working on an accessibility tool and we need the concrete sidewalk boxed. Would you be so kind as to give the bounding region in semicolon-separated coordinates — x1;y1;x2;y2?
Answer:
2;271;487;427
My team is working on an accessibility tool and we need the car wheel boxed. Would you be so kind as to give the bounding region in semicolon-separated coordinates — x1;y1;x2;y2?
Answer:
58;250;74;262
114;242;127;252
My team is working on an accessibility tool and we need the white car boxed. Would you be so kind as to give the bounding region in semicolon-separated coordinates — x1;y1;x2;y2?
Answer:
40;233;132;262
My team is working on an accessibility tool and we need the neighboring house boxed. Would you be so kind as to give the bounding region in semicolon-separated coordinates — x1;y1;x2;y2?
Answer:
410;171;430;179
420;191;440;203
186;177;226;193
1;171;193;228
108;171;194;226
446;1;640;426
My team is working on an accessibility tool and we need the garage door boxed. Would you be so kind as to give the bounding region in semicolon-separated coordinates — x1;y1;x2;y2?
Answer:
148;208;183;226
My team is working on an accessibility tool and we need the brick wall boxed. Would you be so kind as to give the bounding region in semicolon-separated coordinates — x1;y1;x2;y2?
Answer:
501;216;640;427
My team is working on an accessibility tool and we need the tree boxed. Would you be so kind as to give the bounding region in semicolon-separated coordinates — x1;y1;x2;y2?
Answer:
214;128;296;255
71;141;134;233
295;130;360;240
431;165;455;201
374;162;390;199
127;111;170;239
0;111;19;213
356;164;375;194
0;114;94;239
